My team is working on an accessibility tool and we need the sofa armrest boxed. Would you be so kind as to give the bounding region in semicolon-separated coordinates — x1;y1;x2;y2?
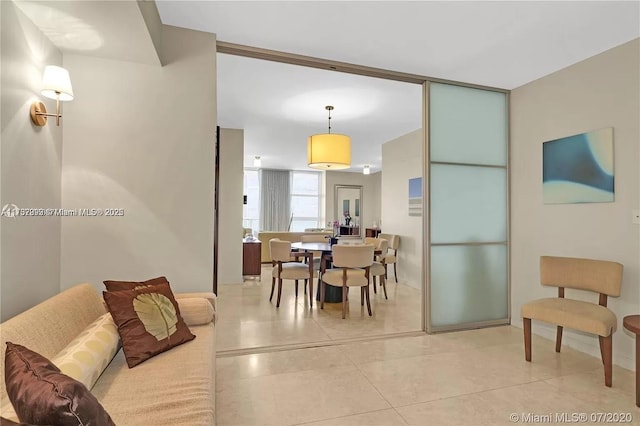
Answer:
175;292;217;324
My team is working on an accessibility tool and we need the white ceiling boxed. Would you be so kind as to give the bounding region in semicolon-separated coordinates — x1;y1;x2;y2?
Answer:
156;1;639;172
17;1;640;172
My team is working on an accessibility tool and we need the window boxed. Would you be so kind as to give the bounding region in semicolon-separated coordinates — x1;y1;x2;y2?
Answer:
289;171;321;232
243;169;259;232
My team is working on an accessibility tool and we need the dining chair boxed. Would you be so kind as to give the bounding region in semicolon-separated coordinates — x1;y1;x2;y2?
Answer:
269;239;316;308
321;244;375;319
378;233;399;282
370;238;389;299
300;234;329;272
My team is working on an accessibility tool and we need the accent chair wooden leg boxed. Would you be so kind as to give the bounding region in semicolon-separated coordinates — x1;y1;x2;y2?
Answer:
393;263;398;283
524;318;532;362
365;285;372;316
361;287;365;306
304;279;307;294
555;326;563;352
308;279;313;308
270;277;275;301
320;281;325;310
599;334;613;387
276;278;283;308
381;275;388;300
341;285;347;319
295;280;299;297
373;276;377;293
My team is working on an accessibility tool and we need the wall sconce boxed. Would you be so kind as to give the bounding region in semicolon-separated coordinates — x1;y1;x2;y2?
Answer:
30;65;74;127
253;156;262;167
363;165;371;175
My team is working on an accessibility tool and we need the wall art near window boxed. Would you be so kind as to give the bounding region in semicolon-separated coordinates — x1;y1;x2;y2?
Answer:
409;177;422;216
543;127;614;204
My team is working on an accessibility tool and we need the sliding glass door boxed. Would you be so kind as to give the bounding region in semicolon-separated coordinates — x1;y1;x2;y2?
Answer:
428;83;509;332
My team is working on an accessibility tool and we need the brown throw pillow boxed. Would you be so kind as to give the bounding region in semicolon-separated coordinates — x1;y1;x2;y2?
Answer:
103;275;168;292
103;282;195;368
4;342;114;426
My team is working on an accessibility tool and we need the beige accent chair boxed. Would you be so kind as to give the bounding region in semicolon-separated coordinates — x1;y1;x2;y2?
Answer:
378;233;399;282
370;238;389;299
521;256;623;387
269;239;317;308
321;244;375;319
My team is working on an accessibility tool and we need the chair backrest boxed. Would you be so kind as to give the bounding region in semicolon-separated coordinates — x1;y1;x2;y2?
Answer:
376;239;389;259
301;234;329;243
332;244;374;268
378;233;399;250
540;256;623;297
269;238;292;262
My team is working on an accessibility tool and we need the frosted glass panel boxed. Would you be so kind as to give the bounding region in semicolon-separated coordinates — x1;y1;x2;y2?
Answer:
430;83;507;166
431;164;507;243
431;245;508;327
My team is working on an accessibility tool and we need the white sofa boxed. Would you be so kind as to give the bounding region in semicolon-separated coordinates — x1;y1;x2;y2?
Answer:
0;283;217;425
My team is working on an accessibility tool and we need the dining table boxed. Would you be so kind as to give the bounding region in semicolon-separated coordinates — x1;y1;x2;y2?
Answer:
291;241;382;304
291;241;342;303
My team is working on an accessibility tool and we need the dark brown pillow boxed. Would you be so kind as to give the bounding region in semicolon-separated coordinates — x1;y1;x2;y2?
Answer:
103;276;168;292
4;342;114;426
103;282;195;368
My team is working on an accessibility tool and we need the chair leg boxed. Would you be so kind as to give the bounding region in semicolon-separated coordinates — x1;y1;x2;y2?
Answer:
320;281;325;310
361;287;365;306
599;335;613;387
373;276;377;293
308;279;313;308
365;285;372;316
381;275;388;299
295;280;299;298
555;326;563;352
524;318;532;362
341;285;347;319
393;263;398;283
276;278;283;308
384;264;388;280
270;277;275;301
304;279;307;294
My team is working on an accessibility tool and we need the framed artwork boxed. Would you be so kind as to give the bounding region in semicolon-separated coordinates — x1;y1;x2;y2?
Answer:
409;177;422;216
543;127;614;204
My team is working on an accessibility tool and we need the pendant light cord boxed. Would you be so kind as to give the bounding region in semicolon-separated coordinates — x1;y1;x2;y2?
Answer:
326;105;334;134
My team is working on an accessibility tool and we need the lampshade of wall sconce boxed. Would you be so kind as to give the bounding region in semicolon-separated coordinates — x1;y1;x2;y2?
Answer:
307;133;351;170
41;65;74;101
363;165;370;175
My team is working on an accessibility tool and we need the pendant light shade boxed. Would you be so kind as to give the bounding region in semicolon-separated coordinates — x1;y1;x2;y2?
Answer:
308;133;351;170
308;106;351;170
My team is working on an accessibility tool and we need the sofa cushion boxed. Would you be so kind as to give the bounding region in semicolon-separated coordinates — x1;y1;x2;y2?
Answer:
4;342;114;426
50;313;120;391
103;283;195;368
91;323;215;425
103;276;168;292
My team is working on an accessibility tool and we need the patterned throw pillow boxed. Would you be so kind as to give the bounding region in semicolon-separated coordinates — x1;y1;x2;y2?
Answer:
102;282;195;368
50;313;120;390
103;276;168;292
4;342;114;426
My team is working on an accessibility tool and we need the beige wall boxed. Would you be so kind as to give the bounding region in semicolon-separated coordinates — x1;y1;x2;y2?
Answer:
325;170;382;232
511;39;640;370
219;128;243;284
0;1;63;321
60;25;217;294
381;129;423;289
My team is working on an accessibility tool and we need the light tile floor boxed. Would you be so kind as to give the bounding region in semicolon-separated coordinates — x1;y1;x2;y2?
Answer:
217;265;422;351
216;326;639;425
216;266;638;425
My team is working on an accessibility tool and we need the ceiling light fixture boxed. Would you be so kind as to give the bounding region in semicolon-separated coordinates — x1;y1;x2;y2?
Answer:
254;156;261;167
30;65;74;127
363;165;370;175
307;105;351;170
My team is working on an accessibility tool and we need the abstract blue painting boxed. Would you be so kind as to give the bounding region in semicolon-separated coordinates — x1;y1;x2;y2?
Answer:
408;177;422;216
543;128;614;204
